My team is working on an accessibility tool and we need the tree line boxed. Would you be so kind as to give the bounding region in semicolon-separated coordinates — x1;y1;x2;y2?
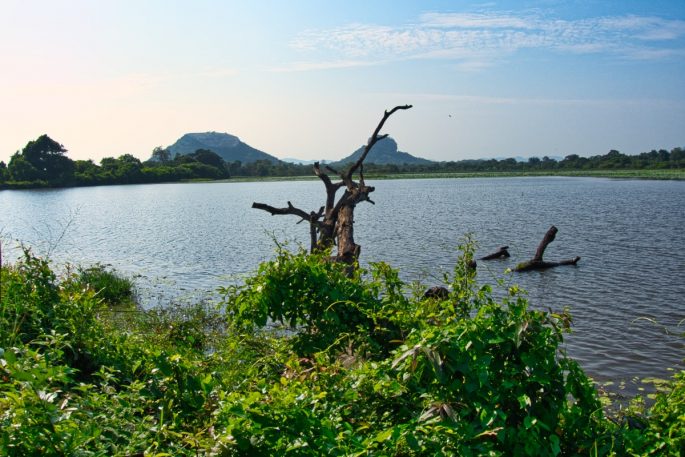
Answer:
1;134;683;189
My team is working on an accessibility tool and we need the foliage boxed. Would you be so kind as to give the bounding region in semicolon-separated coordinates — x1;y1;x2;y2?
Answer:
72;263;136;307
2;134;684;190
1;245;683;455
616;371;685;456
5;134;74;185
224;247;403;356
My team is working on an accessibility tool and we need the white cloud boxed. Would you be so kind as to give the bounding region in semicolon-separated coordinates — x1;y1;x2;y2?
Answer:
287;11;685;71
419;12;534;29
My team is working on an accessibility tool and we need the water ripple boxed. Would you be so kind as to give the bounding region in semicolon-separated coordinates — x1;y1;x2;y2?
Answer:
1;177;683;384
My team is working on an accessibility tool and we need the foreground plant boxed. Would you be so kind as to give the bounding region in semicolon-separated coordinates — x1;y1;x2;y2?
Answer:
219;241;613;455
1;245;682;455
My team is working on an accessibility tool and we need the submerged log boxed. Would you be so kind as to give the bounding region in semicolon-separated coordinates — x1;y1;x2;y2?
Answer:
515;256;581;272
480;246;510;260
514;226;580;272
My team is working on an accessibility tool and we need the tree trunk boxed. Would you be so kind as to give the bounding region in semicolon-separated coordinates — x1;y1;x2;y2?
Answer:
515;225;580;272
336;204;358;263
480;246;510;260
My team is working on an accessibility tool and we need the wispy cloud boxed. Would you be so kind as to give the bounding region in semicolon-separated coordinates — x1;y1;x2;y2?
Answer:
419;12;534;29
284;11;685;71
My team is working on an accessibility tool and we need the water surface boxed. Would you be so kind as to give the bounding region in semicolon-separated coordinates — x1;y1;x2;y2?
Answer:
2;177;683;387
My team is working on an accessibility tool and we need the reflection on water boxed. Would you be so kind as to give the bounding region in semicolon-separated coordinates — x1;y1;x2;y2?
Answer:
1;177;684;386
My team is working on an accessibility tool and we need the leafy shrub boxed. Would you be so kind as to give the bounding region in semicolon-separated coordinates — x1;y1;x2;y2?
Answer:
1;244;682;455
73;263;135;307
218;241;612;455
223;247;405;356
620;371;685;456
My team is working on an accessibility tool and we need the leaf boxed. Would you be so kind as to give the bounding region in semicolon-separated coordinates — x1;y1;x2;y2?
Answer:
405;432;421;451
391;345;420;370
375;428;393;443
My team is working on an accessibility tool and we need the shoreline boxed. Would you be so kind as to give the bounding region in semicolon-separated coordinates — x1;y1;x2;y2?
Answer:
2;168;684;191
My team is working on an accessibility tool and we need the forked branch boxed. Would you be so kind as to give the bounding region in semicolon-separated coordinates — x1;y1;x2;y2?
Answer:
344;104;412;184
515;225;580;272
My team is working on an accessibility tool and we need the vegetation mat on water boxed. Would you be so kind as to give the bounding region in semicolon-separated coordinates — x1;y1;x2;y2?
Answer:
0;244;683;455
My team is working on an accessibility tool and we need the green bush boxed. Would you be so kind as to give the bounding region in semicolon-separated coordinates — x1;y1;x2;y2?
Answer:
1;245;682;455
73;263;135;307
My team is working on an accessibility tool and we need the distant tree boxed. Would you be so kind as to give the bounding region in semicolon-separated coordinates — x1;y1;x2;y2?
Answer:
19;134;75;184
499;158;518;170
8;153;42;182
0;161;7;183
101;154;143;184
540;156;556;170
189;149;225;170
73;159;101;185
228;160;243;176
150;146;171;163
560;154;579;169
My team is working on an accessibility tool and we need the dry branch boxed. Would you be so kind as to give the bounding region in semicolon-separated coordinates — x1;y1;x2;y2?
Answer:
480;246;510;260
252;105;412;263
515;226;580;272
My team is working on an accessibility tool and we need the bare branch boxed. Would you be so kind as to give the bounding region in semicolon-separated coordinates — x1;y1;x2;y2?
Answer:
345;104;412;183
252;201;312;222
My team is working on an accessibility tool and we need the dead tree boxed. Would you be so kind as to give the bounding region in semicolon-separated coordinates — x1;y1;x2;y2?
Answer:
480;246;510;260
515;225;580;272
252;105;413;264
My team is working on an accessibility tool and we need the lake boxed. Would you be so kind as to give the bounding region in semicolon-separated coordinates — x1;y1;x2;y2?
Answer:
1;177;684;389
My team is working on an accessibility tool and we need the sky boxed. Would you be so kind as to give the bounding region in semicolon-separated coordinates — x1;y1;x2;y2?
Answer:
1;0;684;163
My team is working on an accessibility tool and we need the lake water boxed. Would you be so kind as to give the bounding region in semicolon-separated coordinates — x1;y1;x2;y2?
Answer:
1;177;684;389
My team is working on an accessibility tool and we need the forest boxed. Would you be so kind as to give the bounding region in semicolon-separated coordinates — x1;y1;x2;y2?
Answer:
1;134;684;189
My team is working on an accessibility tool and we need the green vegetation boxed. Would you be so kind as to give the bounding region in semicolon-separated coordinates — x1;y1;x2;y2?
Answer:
1;244;683;455
1;135;683;190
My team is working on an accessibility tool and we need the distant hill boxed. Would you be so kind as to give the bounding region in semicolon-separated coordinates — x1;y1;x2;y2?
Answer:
331;137;433;167
167;132;279;164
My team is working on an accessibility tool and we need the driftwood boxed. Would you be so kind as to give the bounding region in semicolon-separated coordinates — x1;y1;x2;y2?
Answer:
252;105;412;264
480;246;510;260
515;226;580;272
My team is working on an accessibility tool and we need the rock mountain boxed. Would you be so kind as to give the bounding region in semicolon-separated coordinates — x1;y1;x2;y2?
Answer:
330;137;432;167
166;132;431;165
167;132;279;164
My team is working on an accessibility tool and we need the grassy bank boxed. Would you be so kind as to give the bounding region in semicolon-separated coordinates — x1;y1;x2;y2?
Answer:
1;246;683;455
366;169;685;180
220;168;685;184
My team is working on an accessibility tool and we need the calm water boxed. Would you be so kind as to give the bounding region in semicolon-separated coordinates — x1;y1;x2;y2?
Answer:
1;177;684;386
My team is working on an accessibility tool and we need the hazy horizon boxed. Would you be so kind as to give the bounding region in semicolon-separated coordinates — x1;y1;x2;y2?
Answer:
2;0;684;164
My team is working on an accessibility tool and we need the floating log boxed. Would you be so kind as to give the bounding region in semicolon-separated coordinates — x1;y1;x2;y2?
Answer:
514;226;580;272
480;246;510;260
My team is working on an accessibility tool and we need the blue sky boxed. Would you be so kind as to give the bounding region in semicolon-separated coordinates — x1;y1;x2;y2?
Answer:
1;0;683;163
